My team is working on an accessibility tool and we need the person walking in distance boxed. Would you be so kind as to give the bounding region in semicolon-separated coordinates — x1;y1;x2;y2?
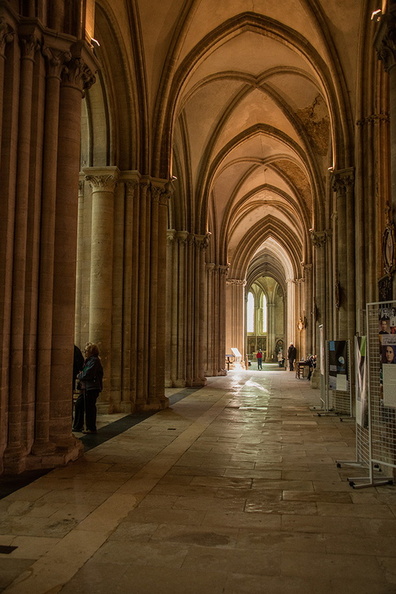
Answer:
256;349;263;370
288;343;297;371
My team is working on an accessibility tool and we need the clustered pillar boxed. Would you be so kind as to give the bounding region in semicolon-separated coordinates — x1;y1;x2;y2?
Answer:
0;4;98;473
205;264;228;376
76;173;170;413
225;278;246;362
165;231;210;387
375;6;396;298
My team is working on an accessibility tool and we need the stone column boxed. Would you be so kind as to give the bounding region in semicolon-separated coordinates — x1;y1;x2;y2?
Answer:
225;278;246;362
165;230;189;387
310;230;328;369
286;278;296;348
119;176;140;409
194;234;209;385
302;262;313;354
205;264;228;376
376;7;396;210
148;181;171;406
84;167;119;402
375;7;396;296
204;263;215;376
74;177;85;342
0;16;16;473
332;168;355;339
0;17;14;162
5;31;40;471
49;46;97;446
267;302;275;361
34;46;73;455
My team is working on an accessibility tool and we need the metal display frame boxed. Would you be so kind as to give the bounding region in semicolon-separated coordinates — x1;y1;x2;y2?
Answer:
312;339;352;419
342;301;395;489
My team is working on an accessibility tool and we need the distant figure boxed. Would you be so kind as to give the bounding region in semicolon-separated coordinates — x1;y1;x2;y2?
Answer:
73;344;84;392
73;342;103;434
256;349;263;370
277;350;284;367
307;354;317;380
288;343;297;371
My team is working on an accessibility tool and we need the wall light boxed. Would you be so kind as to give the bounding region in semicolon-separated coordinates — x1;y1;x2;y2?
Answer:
371;9;382;21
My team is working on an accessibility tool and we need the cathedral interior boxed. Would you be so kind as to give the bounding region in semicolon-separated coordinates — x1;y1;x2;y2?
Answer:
1;1;396;590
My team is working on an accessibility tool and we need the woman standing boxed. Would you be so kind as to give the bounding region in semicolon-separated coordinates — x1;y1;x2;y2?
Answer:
73;343;104;434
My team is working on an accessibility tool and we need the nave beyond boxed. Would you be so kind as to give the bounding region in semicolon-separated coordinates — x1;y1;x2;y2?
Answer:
1;367;396;594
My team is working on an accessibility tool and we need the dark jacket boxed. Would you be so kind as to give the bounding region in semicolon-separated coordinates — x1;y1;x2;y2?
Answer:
77;355;103;392
73;345;84;389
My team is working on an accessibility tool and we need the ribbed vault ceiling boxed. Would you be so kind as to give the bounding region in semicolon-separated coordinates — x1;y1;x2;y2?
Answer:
96;0;364;285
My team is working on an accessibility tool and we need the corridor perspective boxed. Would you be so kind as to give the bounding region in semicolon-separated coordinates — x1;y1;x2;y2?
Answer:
1;367;396;594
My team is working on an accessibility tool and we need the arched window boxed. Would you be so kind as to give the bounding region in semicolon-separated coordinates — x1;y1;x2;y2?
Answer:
247;292;254;332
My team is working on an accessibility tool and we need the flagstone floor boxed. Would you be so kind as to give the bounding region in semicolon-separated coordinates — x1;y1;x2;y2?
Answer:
1;366;396;593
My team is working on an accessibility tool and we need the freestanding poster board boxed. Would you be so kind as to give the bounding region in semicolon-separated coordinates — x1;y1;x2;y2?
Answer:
345;301;396;488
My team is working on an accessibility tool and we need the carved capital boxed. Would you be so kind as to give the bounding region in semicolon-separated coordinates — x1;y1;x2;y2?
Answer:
176;231;190;244
310;229;327;247
62;57;96;92
151;182;171;206
20;33;40;60
194;233;211;249
219;264;229;275
226;278;247;286
356;112;390;126
42;46;72;79
84;167;119;193
0;18;14;56
375;12;396;72
331;168;355;197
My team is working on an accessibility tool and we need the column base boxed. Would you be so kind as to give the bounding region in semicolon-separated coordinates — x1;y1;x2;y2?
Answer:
3;439;83;474
138;395;169;412
26;438;83;471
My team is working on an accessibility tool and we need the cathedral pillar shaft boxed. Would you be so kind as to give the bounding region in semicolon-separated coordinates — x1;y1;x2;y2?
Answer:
225;279;246;359
75;178;84;341
375;9;396;208
194;236;208;384
267;302;276;360
286;279;296;347
332;169;355;339
375;8;396;297
166;231;188;386
34;46;72;450
135;181;150;404
6;32;39;462
165;232;208;387
119;181;136;408
84;167;119;400
148;184;169;403
49;52;95;442
205;264;227;376
310;230;328;361
0;17;14;162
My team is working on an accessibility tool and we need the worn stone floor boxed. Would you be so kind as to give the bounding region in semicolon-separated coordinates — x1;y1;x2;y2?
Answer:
1;365;396;593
